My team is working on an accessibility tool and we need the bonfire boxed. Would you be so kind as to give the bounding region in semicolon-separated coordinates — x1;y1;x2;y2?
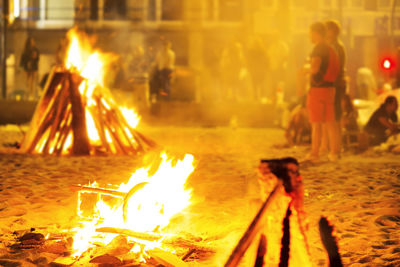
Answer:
65;152;203;266
20;28;155;156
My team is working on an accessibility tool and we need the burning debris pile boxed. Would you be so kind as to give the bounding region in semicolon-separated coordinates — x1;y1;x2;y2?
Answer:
1;153;215;266
20;28;155;156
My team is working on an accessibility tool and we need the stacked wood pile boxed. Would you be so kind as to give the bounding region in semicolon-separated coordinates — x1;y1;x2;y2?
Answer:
20;68;156;156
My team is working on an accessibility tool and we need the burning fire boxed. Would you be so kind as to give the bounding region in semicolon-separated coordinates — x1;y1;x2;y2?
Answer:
72;152;195;260
30;28;142;155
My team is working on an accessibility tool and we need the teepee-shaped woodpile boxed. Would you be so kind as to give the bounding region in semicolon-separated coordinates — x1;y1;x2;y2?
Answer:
20;29;156;156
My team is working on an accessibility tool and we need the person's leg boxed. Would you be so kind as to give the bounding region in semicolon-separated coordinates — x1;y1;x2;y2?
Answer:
311;122;323;158
320;124;329;155
32;71;38;99
327;120;340;160
326;87;340;160
164;69;172;100
27;72;34;99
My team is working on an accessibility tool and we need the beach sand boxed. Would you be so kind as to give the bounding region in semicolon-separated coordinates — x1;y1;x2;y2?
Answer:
0;125;399;266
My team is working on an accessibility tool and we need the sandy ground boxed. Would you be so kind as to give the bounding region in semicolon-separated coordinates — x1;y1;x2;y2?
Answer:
0;125;399;266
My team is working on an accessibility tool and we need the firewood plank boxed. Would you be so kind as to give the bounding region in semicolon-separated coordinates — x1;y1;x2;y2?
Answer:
68;73;90;155
224;183;283;267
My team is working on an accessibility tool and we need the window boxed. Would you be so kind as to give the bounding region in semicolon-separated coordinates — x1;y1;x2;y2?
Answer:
322;0;332;8
205;0;215;20
262;0;275;8
162;0;184;21
378;0;390;8
219;0;243;21
351;0;364;8
293;0;307;8
90;0;98;20
147;0;157;21
104;0;127;20
364;0;377;10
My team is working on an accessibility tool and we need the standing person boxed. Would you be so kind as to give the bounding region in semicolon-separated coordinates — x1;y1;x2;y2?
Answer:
325;20;346;157
304;22;340;162
247;37;269;101
155;40;175;100
220;41;246;101
268;35;289;104
20;36;40;100
365;96;399;145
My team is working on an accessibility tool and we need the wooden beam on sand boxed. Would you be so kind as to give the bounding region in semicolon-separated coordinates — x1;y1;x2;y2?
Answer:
224;183;283;267
69;185;126;198
148;248;189;267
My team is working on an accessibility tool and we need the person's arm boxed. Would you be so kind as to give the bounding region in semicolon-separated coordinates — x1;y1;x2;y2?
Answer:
378;116;398;133
309;56;321;74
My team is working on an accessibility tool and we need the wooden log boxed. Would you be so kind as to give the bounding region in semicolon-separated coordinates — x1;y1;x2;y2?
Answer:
162;236;216;253
42;78;71;154
20;68;59;151
109;108;140;154
68;72;90;155
279;207;291;267
55;114;72;156
95;227;162;241
54;108;72;155
110;107;145;152
101;106;127;155
319;217;343;267
95;227;213;253
254;235;266;267
224;183;283;267
132;129;158;149
69;185;126;198
148;248;189;267
182;248;196;261
93;97;111;153
25;75;68;153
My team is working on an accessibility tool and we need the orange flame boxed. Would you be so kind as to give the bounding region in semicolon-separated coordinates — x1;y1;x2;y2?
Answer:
72;152;195;258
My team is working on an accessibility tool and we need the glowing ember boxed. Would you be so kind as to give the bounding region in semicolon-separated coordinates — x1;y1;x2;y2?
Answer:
72;152;195;259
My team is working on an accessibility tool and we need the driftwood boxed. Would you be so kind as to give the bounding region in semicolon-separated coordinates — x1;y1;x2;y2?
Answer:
224;183;282;267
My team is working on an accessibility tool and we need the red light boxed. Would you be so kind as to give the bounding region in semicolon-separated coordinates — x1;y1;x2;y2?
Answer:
382;58;394;70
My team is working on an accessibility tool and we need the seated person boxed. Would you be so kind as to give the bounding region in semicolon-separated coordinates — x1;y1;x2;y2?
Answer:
285;98;310;146
364;96;399;145
341;94;359;145
341;94;359;132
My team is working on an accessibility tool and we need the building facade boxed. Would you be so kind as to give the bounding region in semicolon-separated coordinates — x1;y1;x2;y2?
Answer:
4;0;400;99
